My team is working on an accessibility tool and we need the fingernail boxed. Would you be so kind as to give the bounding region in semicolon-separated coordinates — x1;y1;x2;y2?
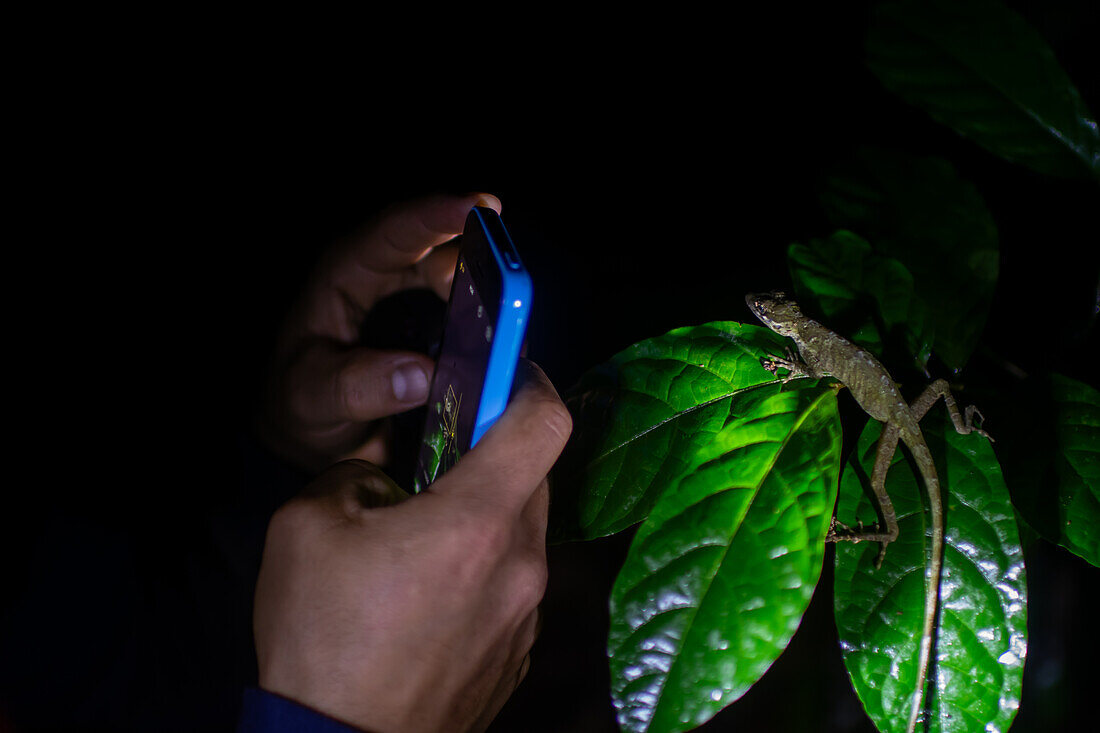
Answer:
392;362;430;402
474;192;501;212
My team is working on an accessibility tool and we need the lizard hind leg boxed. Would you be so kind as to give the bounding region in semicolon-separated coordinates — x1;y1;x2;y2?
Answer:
911;378;993;441
826;423;901;569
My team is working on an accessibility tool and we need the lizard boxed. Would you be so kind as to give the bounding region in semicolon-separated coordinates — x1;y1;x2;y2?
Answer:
745;291;991;733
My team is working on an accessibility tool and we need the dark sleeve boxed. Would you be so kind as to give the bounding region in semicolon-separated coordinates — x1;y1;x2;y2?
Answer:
236;687;367;733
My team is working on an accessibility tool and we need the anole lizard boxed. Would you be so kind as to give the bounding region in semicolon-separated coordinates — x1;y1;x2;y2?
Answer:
745;291;991;733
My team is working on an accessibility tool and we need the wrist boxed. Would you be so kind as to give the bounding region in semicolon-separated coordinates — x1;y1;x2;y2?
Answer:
239;686;371;733
257;670;418;733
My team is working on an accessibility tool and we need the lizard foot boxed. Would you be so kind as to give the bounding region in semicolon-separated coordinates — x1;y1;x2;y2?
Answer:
825;516;859;541
964;405;994;442
826;517;896;568
761;348;809;383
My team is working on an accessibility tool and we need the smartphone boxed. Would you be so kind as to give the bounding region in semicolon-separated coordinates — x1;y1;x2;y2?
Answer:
412;206;532;492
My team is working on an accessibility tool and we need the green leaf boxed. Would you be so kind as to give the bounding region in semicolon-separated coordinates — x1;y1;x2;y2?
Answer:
787;230;934;370
549;322;796;543
818;148;998;372
1003;373;1100;566
412;426;445;493
867;0;1100;179
1044;374;1100;564
608;378;841;732
834;410;1026;733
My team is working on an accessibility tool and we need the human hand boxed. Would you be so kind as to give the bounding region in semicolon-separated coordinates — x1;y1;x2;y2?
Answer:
259;192;503;472
252;361;572;733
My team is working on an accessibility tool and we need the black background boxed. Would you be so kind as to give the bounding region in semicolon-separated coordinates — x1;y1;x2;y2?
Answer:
3;1;1098;731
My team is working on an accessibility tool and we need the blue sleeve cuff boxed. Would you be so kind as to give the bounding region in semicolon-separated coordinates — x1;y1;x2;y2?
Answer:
237;687;366;733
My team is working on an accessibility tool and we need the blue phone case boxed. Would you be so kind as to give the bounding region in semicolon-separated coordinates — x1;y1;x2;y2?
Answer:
412;207;532;492
470;207;531;445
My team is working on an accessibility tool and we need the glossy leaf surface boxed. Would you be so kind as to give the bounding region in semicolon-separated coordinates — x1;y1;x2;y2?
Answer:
834;411;1026;733
787;230;933;370
867;0;1100;179
609;378;841;732
549;322;796;543
1040;374;1099;565
1004;373;1100;567
818;148;998;372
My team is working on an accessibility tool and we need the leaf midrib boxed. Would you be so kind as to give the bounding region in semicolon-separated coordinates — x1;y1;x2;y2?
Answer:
626;387;834;730
588;386;746;468
585;348;774;473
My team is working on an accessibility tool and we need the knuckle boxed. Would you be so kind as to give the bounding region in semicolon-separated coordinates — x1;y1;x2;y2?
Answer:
472;519;512;559
335;358;369;416
442;521;510;589
265;499;315;545
513;559;548;612
536;398;573;448
447;506;510;560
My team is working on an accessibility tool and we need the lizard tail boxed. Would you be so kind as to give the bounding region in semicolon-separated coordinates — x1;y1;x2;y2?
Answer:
901;434;944;733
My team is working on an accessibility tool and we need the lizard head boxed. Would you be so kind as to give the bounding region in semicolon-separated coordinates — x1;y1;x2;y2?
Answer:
745;291;803;338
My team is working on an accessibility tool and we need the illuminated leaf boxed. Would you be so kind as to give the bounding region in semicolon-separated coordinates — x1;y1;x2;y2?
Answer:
835;410;1027;732
609;379;841;731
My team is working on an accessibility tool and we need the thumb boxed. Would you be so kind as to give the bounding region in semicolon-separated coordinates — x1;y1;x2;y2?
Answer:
285;342;435;427
434;361;572;514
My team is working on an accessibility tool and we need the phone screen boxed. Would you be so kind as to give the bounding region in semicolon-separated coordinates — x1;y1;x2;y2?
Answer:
413;254;494;491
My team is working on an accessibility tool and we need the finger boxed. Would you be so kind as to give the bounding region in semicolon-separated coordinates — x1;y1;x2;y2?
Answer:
286;342;434;428
286;194;499;346
336;426;392;468
415;239;461;301
302;459;410;511
519;478;550;550
468;609;541;732
510;610;540;688
516;653;532;689
435;361;572;514
358;192;501;270
331;191;501;292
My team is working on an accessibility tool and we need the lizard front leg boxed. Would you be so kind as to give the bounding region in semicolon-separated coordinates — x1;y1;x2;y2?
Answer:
826;422;901;569
761;347;818;383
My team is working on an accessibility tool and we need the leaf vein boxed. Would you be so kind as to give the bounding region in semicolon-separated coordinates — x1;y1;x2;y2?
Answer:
623;388;836;723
